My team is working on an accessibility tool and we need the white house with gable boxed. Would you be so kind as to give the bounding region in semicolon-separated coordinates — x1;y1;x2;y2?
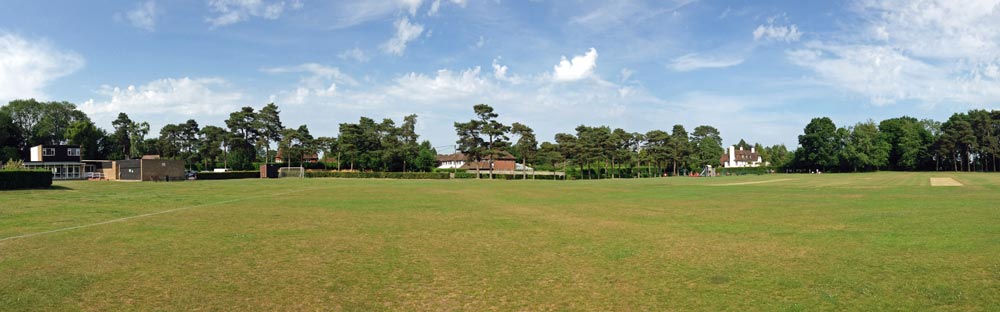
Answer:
719;145;767;168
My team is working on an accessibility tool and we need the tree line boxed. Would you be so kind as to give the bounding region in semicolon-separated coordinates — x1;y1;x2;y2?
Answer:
792;110;1000;172
452;104;747;179
0;99;437;172
2;98;998;175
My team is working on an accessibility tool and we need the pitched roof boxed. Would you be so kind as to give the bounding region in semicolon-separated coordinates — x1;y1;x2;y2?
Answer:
436;153;466;162
436;152;516;162
720;148;760;163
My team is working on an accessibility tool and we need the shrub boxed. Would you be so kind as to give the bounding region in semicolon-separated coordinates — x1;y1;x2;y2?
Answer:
717;167;775;176
3;159;25;171
302;162;337;170
306;171;450;179
433;168;467;173
0;170;53;190
196;171;259;180
452;172;564;180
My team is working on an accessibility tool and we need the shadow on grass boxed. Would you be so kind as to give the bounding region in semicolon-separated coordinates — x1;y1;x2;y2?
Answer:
0;185;75;192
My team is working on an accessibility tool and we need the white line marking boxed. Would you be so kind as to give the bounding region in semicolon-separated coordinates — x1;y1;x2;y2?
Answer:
0;187;323;243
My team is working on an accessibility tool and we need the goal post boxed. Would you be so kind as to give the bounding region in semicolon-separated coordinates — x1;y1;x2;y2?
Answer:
277;166;305;178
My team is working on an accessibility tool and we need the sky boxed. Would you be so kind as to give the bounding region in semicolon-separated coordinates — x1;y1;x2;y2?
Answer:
2;0;999;151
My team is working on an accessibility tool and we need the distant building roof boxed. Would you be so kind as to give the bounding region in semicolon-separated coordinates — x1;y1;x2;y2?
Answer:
436;151;515;162
436;152;466;162
720;147;761;164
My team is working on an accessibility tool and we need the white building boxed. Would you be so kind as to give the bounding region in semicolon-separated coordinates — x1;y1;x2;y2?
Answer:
719;145;766;168
436;153;466;169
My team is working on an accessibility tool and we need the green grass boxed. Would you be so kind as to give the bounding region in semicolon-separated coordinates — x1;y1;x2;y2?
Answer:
1;172;998;310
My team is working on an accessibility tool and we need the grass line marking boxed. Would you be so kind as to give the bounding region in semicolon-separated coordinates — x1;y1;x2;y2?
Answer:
0;187;325;243
708;178;797;186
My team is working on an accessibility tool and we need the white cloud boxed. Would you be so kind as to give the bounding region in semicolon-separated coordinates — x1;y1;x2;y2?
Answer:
788;0;1000;107
338;47;371;63
788;45;942;105
753;23;801;42
388;66;490;102
126;1;158;31
858;0;1000;60
570;0;695;29
669;53;744;71
381;17;425;56
491;58;508;80
80;77;245;125
263;63;357;85
789;43;1000;106
0;33;84;102
618;68;635;83
206;0;302;27
263;63;358;104
427;0;465;16
324;0;468;29
428;0;441;16
553;48;599;81
400;0;423;15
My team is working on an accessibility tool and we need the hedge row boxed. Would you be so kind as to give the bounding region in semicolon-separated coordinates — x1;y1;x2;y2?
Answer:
453;172;564;180
432;168;468;173
0;170;53;190
196;171;259;180
306;171;450;179
717;167;776;176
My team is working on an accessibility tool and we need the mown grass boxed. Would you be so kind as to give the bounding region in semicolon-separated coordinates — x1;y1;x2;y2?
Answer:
1;172;997;311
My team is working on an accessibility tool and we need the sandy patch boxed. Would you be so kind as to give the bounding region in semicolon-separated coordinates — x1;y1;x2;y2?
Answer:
709;178;797;186
930;177;963;187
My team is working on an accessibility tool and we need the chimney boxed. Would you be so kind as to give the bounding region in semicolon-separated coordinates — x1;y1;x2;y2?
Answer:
739;145;743;151
729;146;735;167
751;147;755;153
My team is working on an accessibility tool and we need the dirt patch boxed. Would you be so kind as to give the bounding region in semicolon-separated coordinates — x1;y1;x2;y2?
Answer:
709;178;796;186
930;178;963;187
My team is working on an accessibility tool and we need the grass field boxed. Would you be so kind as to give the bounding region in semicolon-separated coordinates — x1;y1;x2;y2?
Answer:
1;172;998;311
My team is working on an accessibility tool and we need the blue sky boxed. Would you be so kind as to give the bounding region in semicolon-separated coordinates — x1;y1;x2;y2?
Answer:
2;0;999;150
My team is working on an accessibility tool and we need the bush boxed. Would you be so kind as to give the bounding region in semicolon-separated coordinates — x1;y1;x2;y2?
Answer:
717;166;775;176
0;170;53;190
196;171;259;180
433;168;467;173
452;172;564;180
306;171;449;179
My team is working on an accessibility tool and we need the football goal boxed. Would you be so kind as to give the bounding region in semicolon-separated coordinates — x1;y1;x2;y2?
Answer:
278;166;305;178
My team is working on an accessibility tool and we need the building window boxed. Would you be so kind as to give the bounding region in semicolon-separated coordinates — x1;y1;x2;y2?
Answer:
68;148;81;157
43;148;55;156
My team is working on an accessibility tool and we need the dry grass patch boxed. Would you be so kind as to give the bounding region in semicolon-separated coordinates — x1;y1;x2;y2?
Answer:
930;177;963;186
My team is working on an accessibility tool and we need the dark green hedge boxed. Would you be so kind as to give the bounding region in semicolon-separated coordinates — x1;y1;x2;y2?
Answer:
0;170;53;190
717;167;776;176
433;168;467;173
306;171;449;179
453;172;564;180
196;171;259;180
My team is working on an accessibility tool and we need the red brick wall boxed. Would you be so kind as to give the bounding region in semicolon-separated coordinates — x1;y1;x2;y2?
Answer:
493;160;515;171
